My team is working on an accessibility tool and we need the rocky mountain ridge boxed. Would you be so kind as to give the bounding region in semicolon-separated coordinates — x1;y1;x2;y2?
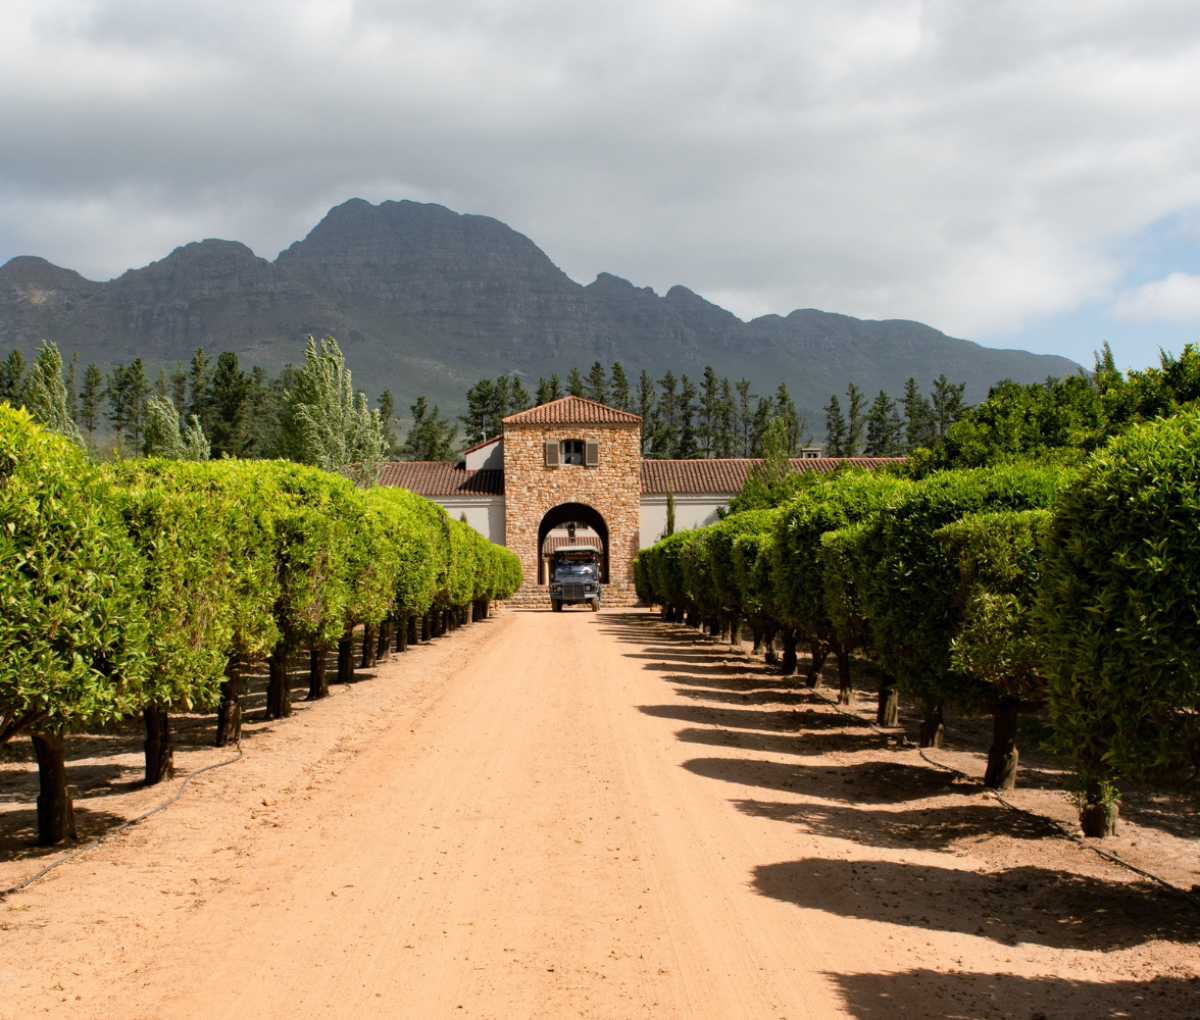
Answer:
0;198;1081;417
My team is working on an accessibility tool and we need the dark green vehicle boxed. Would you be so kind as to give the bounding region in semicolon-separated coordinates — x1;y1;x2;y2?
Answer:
549;546;602;612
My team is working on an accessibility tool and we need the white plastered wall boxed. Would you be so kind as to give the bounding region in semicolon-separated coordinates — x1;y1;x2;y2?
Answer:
432;496;507;545
638;494;731;548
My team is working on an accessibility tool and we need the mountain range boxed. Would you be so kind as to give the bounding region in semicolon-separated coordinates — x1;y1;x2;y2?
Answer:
0;198;1081;420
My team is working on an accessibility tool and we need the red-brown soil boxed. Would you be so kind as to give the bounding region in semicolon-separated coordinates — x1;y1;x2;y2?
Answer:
1;609;1196;1019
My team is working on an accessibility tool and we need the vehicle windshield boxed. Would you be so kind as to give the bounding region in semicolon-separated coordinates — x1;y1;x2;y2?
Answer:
555;562;596;577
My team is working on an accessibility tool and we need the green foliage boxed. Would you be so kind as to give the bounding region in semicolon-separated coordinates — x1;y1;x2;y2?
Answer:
773;471;914;644
937;510;1050;703
1039;411;1200;786
23;342;83;445
0;406;149;741
851;465;1074;709
142;396;210;461
283;336;387;485
401;395;460;461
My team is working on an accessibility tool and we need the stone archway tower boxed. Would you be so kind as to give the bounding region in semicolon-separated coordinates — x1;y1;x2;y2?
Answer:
501;396;642;607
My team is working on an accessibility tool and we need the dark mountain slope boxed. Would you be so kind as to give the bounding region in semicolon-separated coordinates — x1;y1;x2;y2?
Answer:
0;199;1080;418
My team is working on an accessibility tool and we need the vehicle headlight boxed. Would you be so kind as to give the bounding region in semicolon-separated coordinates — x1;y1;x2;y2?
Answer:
550;584;561;592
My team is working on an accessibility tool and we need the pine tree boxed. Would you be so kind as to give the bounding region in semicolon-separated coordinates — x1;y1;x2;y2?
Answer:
845;382;867;456
931;374;967;437
697;366;722;457
677;376;699;459
169;362;187;411
154;366;169;399
377;389;398;455
78;363;103;437
566;367;586;397
207;352;251;458
609;362;631;411
106;358;148;445
401;396;460;461
735;379;757;456
1;349;27;405
636;370;657;455
654;371;679;458
461;378;498;444
507;376;532;415
900;377;937;451
716;377;736;457
585;361;608;404
774;383;806;455
824;393;848;457
186;348;214;431
536;373;563;406
750;395;775;456
864;390;903;456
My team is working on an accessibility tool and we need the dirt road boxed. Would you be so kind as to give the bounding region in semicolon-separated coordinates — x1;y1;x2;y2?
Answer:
1;609;1196;1019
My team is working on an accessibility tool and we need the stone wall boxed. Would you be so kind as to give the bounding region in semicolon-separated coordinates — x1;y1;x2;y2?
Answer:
503;423;642;606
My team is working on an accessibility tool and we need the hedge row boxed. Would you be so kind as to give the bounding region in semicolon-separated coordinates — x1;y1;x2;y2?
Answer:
0;405;522;844
636;419;1200;838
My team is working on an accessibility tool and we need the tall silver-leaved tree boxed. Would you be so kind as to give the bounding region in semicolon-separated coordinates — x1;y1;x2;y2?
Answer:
283;335;386;485
23;341;83;445
142;396;211;461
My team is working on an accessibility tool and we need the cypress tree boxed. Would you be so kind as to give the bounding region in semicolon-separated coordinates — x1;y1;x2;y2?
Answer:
536;373;563;406
824;393;848;456
585;361;607;404
845;382;867;456
609;362;631;411
78;363;103;437
566;367;586;397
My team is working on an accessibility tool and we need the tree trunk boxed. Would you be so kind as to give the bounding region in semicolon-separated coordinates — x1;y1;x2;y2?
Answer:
1080;776;1118;837
876;679;899;727
361;624;377;668
919;700;944;748
729;617;742;646
308;648;329;700
266;643;291;720
397;618;409;653
709;616;721;638
763;626;778;665
806;641;828;689
377;623;392;662
337;635;354;684
751;626;763;654
481;599;491;620
215;656;243;747
780;630;798;677
32;732;76;846
407;616;419;646
983;697;1021;790
143;704;174;785
421;614;431;641
835;646;854;706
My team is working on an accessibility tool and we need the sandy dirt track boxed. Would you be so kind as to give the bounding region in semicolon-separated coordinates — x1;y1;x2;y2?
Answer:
1;608;1196;1019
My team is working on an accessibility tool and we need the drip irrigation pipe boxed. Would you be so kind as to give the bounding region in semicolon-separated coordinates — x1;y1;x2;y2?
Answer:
805;686;1200;914
678;622;1200;914
0;743;244;900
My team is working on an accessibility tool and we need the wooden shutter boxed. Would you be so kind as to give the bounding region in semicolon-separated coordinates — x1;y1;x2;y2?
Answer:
544;440;560;466
585;439;599;467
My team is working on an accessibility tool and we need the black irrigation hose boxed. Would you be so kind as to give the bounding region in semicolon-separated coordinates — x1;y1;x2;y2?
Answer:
0;623;450;900
0;743;244;900
804;686;1200;914
671;621;1200;914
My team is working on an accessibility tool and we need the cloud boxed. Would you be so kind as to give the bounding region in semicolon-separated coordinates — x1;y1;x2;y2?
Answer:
1112;272;1200;321
1;0;1200;351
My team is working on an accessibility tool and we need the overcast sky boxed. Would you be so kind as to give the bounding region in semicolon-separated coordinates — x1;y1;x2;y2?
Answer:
2;0;1200;370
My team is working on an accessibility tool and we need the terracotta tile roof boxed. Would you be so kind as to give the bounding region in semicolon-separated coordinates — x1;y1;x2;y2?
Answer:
377;462;504;497
502;395;642;426
542;535;603;554
462;434;502;455
640;458;904;495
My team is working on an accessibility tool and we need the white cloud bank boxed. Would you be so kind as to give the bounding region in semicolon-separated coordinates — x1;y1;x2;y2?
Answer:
1113;272;1200;322
1;0;1200;344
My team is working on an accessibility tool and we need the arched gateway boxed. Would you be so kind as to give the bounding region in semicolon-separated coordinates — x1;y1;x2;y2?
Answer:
375;394;902;609
501;398;642;606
